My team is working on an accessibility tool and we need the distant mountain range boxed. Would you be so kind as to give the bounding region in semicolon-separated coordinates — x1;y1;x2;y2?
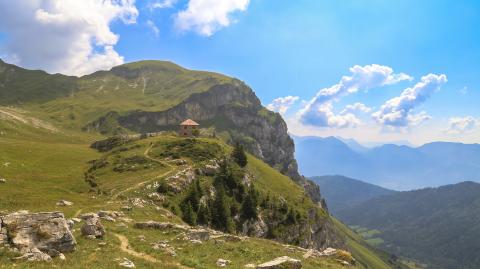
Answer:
335;181;480;269
311;175;396;215
295;136;480;190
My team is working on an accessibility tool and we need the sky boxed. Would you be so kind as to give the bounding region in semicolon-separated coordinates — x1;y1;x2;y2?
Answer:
0;0;479;146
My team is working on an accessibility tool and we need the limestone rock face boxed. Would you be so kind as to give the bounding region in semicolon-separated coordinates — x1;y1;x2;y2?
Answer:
86;82;308;192
0;211;76;259
256;256;302;269
272;208;344;250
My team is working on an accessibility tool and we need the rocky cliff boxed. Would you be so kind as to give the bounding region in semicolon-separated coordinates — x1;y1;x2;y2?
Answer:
85;79;322;202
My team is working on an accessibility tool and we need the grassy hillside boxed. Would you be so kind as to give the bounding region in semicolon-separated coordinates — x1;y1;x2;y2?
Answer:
0;59;409;268
339;182;480;269
0;117;405;268
1;59;233;130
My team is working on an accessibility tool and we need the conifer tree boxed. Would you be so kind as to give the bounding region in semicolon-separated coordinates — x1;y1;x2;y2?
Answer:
197;203;210;226
231;142;248;167
211;184;233;232
241;186;258;220
181;202;197;225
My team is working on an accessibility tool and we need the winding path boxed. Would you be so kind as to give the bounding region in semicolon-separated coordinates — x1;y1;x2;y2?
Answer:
111;143;176;200
113;233;193;269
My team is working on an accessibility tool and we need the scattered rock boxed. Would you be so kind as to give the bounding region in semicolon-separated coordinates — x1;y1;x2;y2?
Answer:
147;192;166;202
245;264;256;268
70;218;82;223
187;229;210;241
134;221;174;230
119;257;135;268
152;241;176;256
121;206;133;211
130;198;148;208
165;168;196;193
0;211;76;261
56;200;73;206
58;253;66;261
13;248;52;262
204;163;220;176
319;247;338;256
171;159;187;166
217;258;232;267
256;256;302;269
66;219;75;230
81;215;105;239
0;178;6;183
98;210;124;222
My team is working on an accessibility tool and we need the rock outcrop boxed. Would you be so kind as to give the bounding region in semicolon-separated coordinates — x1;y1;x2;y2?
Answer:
85;81;322;203
256;256;302;269
0;211;76;260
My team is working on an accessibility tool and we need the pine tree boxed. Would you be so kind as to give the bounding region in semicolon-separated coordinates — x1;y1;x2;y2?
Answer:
211;184;233;232
195;179;203;197
231;142;248;167
181;202;197;226
241;186;258;220
183;180;201;212
197;203;210;226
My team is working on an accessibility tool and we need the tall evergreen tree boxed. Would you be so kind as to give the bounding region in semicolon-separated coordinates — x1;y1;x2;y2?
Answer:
197;203;210;226
211;184;233;232
241;186;258;220
181;202;197;225
231;142;248;167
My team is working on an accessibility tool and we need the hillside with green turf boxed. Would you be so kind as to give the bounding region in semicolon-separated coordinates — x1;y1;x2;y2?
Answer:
0;60;411;268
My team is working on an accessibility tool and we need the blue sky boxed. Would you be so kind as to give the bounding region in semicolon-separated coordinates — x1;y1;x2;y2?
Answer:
0;0;479;145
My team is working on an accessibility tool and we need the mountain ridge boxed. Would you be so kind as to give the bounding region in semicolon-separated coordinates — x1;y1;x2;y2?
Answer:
295;136;480;190
337;180;480;269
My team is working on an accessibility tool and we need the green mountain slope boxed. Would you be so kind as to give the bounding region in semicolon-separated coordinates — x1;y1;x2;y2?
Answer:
339;181;480;269
0;60;408;269
311;175;396;215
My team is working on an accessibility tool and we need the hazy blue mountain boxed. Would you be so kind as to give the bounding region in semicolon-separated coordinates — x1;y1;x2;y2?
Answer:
336;137;370;153
294;136;480;190
337;181;480;269
311;175;396;215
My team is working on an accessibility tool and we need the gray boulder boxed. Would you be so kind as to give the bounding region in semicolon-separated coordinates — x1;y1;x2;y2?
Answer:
81;215;105;239
0;211;76;260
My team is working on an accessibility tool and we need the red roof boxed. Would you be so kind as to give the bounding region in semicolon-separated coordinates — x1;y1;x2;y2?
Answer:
179;119;199;126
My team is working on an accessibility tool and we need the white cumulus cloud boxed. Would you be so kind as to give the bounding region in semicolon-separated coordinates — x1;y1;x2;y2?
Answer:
0;0;138;76
174;0;250;36
298;64;411;128
372;74;447;127
445;116;478;134
341;102;372;115
266;96;299;115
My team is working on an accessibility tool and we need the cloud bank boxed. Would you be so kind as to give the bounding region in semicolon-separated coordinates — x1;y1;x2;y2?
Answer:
372;74;447;127
445;116;478;134
0;0;138;76
298;64;411;128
